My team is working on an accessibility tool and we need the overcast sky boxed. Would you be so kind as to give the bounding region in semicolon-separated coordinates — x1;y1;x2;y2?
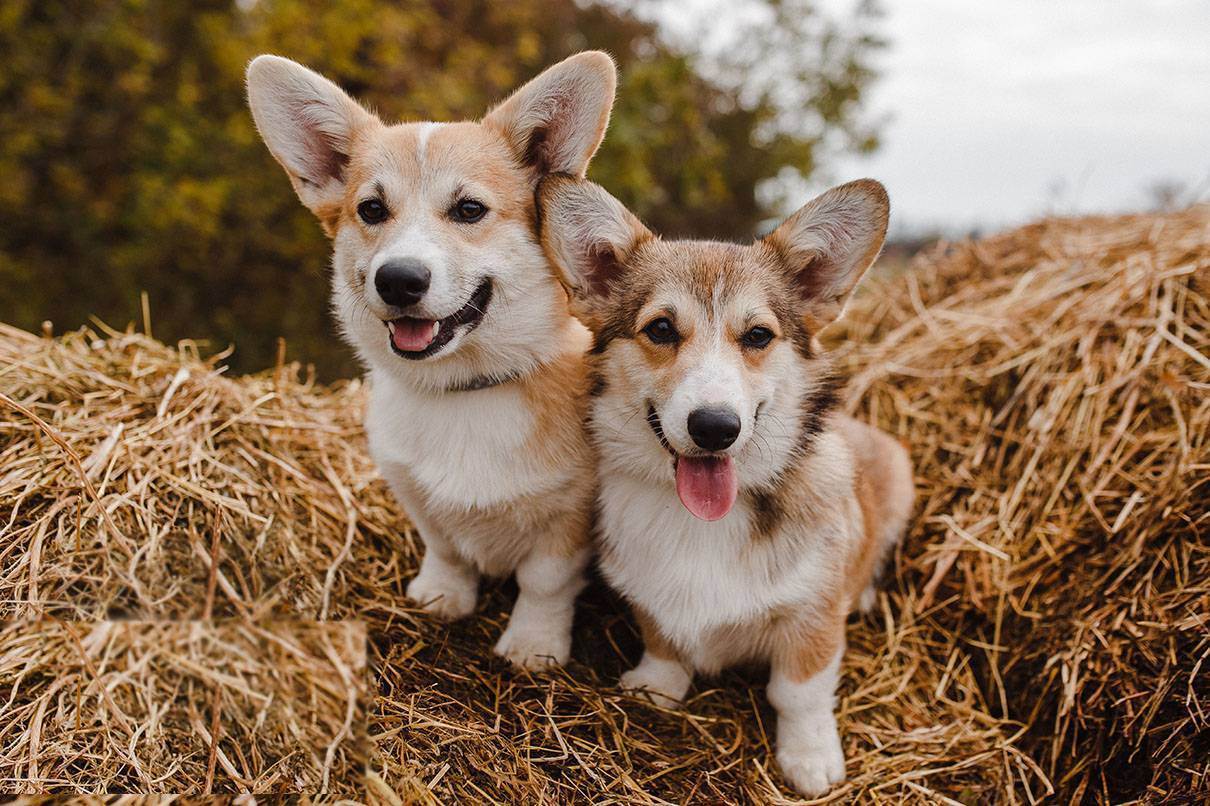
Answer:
648;0;1210;235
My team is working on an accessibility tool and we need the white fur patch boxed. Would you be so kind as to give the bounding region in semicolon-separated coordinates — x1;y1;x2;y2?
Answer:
620;652;693;707
767;648;846;796
494;547;590;669
406;550;479;620
596;468;845;671
414;121;442;167
366;373;565;510
368;219;473;322
657;331;750;455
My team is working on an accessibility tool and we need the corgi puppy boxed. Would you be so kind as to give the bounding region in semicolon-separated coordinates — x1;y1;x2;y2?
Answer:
538;176;914;795
246;53;616;669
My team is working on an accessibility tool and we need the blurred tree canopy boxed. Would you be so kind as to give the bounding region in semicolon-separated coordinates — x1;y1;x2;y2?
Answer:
0;0;882;377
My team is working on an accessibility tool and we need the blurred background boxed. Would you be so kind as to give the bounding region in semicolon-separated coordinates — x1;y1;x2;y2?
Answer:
1;0;1206;378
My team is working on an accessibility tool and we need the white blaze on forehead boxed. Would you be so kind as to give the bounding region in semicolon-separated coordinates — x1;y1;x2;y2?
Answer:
414;121;444;170
711;276;727;322
365;122;454;312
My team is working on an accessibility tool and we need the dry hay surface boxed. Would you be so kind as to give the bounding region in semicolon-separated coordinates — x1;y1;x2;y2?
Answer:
0;206;1207;802
0;621;365;795
0;321;397;621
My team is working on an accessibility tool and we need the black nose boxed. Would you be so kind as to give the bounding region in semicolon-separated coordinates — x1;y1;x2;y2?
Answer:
375;259;431;308
687;407;741;451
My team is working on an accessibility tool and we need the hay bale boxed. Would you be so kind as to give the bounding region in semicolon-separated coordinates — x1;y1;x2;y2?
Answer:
0;321;401;621
834;206;1210;801
0;206;1206;800
0;621;365;795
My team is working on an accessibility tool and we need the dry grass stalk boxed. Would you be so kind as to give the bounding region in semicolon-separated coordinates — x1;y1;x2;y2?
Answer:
1;205;1206;801
0;318;400;620
831;205;1209;802
0;621;366;795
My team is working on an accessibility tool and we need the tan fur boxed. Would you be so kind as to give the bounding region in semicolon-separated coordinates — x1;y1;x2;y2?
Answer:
538;175;913;796
247;52;617;669
633;603;685;664
836;416;912;608
383;449;593;577
515;321;597;561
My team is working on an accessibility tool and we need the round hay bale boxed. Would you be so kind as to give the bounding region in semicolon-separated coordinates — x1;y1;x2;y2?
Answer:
1;206;1206;800
833;205;1210;802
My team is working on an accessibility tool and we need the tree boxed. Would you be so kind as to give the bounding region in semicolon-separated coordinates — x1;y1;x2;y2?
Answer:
0;0;882;377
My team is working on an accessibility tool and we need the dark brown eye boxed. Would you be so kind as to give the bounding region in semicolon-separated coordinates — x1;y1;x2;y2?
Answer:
452;198;487;223
358;198;388;225
742;326;774;349
643;317;679;345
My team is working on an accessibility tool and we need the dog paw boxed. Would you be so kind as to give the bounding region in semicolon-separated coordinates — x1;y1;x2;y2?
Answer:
494;621;571;670
777;729;845;797
406;567;477;621
620;655;691;708
857;583;878;613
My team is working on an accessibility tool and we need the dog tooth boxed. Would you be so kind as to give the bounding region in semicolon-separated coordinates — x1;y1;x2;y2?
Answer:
432;321;441;336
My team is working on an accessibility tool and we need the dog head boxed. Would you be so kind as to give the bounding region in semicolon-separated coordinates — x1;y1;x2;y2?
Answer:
246;53;616;388
539;176;888;521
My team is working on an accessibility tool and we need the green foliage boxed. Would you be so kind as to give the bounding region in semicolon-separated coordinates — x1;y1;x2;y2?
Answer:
0;0;881;377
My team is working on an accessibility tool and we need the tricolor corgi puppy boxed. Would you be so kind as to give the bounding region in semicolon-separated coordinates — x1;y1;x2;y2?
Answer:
538;176;914;795
246;53;616;668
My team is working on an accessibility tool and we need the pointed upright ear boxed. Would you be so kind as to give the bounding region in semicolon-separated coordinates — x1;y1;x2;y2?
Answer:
538;176;651;307
246;55;377;227
765;179;890;329
482;51;617;178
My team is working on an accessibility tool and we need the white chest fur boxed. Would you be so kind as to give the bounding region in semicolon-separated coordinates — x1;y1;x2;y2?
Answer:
597;474;837;661
364;369;564;509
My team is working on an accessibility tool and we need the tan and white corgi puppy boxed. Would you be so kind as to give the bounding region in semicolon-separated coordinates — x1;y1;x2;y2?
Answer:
538;176;914;795
246;53;616;669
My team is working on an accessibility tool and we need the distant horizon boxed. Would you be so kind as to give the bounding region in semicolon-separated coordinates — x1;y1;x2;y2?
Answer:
643;0;1210;237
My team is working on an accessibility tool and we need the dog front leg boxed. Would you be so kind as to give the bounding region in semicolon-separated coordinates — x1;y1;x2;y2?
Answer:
494;545;589;670
407;536;479;621
620;605;692;708
768;632;846;797
384;466;480;620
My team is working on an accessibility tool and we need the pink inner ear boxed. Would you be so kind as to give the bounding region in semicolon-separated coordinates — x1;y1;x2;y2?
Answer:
291;108;349;186
794;252;832;299
522;125;551;174
521;93;583;176
586;244;625;297
302;139;349;186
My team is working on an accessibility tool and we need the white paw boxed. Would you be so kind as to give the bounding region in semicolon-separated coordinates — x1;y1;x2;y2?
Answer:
620;655;691;708
777;726;845;797
406;566;477;621
620;669;684;709
494;619;571;670
857;583;878;613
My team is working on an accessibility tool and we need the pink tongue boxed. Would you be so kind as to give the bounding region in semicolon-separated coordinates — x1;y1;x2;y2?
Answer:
675;456;738;521
391;319;438;352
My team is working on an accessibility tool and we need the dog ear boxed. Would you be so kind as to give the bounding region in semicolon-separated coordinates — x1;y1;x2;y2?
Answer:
483;51;616;178
765;179;889;330
246;55;377;230
538;176;651;307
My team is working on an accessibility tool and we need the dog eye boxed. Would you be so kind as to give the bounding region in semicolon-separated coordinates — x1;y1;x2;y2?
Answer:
642;317;679;345
357;199;389;225
451;198;488;223
742;326;774;349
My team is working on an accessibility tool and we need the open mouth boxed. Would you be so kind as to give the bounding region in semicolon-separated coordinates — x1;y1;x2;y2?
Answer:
646;403;738;522
385;278;492;360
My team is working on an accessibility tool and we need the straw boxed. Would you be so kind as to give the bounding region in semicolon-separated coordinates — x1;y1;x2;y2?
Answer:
1;205;1206;800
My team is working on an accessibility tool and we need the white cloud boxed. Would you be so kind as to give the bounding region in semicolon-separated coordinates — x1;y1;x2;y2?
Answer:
826;0;1210;233
637;0;1210;233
